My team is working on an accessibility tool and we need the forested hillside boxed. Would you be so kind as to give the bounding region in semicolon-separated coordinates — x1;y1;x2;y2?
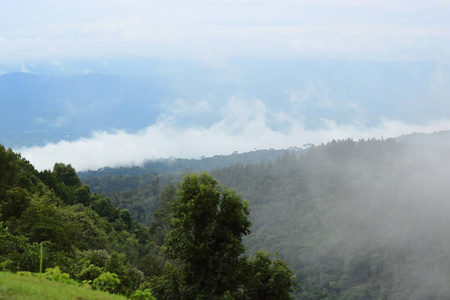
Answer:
0;145;295;299
78;131;450;299
0;145;157;296
78;148;302;225
79;148;300;178
215;132;450;299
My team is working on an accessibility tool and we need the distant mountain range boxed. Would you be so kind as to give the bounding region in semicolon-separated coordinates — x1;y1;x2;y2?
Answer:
2;58;445;149
0;72;163;147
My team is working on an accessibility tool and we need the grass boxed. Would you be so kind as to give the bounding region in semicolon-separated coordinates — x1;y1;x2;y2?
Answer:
0;272;127;300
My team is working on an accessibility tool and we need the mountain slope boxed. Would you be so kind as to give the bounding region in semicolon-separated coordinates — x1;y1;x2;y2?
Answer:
212;133;450;299
0;144;156;296
0;272;127;300
78;131;450;299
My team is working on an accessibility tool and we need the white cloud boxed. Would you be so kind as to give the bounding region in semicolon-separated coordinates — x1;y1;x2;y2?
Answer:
17;96;450;172
1;1;450;63
288;81;333;108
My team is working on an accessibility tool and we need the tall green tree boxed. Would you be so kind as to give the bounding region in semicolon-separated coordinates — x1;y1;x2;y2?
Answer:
52;163;81;187
164;173;251;299
160;173;296;300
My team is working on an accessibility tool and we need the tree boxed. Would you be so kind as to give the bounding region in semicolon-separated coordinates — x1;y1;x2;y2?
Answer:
74;185;92;206
160;173;296;300
164;173;251;299
52;163;81;188
149;183;176;245
244;251;297;300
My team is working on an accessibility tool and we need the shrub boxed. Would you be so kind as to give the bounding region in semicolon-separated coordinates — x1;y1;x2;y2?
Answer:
39;266;73;283
129;289;156;300
93;271;120;293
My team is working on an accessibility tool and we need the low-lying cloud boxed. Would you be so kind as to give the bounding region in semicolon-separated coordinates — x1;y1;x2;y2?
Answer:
16;96;450;172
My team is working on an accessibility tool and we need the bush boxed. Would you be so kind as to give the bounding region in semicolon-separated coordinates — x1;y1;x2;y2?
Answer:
39;266;73;283
77;264;105;282
129;289;156;300
93;271;120;293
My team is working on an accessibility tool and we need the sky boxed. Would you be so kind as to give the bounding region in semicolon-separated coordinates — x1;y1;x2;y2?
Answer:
2;0;450;171
2;0;450;63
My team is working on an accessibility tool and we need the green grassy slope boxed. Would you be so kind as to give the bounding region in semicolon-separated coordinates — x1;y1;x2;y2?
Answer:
0;272;127;300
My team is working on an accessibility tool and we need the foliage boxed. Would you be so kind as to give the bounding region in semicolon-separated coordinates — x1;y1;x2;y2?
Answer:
92;271;121;293
151;173;295;299
38;266;73;283
163;173;252;299
149;183;176;245
129;289;157;300
52;163;82;188
78;132;450;299
0;271;127;300
76;264;105;282
211;136;450;299
0;145;156;296
78;148;289;180
244;251;297;300
6;132;450;299
78;148;293;226
146;261;185;300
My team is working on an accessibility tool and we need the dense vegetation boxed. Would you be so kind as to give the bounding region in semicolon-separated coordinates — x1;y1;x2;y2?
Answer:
79;148;298;178
214;132;450;299
79;148;302;226
0;145;155;296
0;145;295;299
150;173;296;299
0;271;128;300
76;131;450;299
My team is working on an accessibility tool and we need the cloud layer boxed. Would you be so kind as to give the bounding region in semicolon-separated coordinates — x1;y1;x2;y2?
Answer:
17;96;450;171
1;1;450;63
5;1;450;170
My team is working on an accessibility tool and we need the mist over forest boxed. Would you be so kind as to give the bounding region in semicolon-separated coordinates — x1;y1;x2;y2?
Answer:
2;128;450;299
74;131;450;299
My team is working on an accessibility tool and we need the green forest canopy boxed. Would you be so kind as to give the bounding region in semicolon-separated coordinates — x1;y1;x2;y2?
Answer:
0;145;295;299
79;131;450;299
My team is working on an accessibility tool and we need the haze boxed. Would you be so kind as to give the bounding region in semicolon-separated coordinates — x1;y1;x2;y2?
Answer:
1;0;450;171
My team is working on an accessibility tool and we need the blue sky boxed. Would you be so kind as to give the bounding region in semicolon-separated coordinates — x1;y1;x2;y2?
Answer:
2;0;450;170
